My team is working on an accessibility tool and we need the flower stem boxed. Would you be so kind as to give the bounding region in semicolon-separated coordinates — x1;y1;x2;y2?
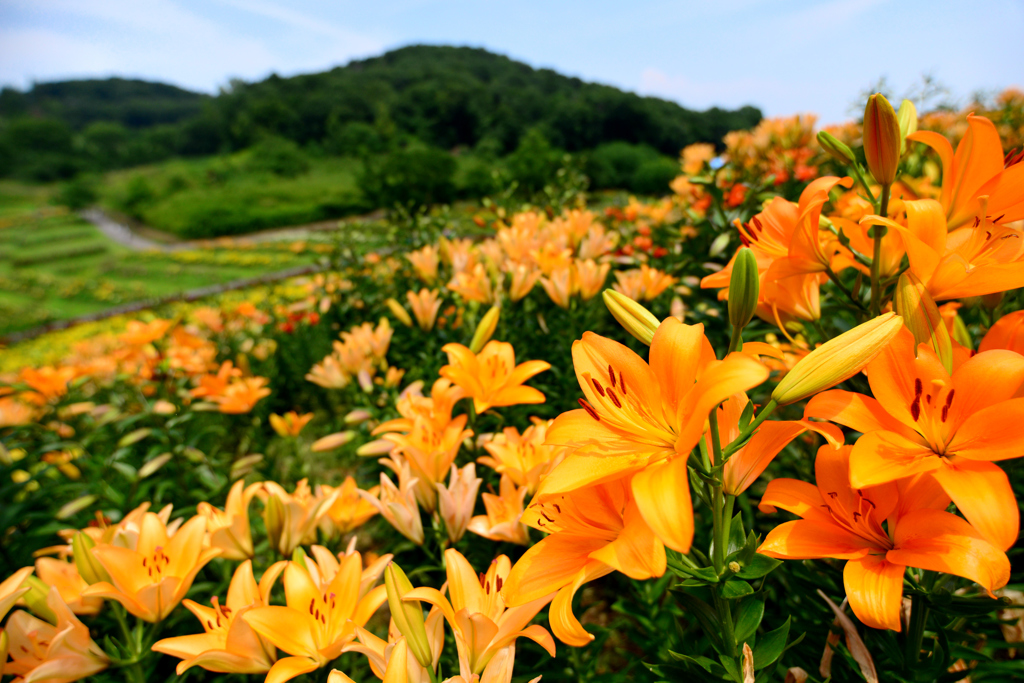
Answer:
824;267;867;313
904;593;929;669
870;184;891;316
728;325;744;354
112;604;146;683
721;399;778;460
708;409;738;658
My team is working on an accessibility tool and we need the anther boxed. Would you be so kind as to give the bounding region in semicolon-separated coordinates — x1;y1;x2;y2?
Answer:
607;389;622;409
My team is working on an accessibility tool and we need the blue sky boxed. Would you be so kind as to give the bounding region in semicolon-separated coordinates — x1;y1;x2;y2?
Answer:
1;0;1021;124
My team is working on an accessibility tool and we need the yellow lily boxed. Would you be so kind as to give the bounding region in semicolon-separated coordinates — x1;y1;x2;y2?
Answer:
269;411;314;437
82;512;219;622
436;464;483;543
440;341;550;414
3;587;109;683
258;479;335;556
0;566;34;622
152;559;287;675
198;479;260;561
406;289;443;331
243;549;390;683
361;458;425;545
344;608;445;683
34;557;102;616
405;549;556;676
318;476;381;538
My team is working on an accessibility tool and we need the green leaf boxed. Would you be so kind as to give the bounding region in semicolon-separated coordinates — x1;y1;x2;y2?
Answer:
727;512;746;556
668;562;720;584
673;591;722;651
667;652;719;674
718;654;743;682
753;616;791;669
117;428;152;447
734;597;765;644
736;553;783;580
721;580;754;599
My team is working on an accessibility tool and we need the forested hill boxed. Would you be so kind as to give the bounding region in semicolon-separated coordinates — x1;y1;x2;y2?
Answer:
0;45;761;179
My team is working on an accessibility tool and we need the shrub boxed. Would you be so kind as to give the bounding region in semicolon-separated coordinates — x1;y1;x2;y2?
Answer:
585;141;661;189
630;156;681;195
504;128;564;196
246;137;310;177
357;147;457;211
56;176;98;210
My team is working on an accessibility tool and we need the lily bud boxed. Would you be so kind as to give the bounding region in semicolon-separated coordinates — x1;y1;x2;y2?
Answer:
863;94;901;186
728;248;760;331
291;547;310;571
0;630;8;676
22;577;57;624
603;289;660;345
817;131;857;166
384;564;434;670
263;493;286;555
469;305;500;353
344;409;372;424
72;532;110;585
311;431;356;452
772;312;903;405
896;99;918;155
895;272;953;373
385;298;413;327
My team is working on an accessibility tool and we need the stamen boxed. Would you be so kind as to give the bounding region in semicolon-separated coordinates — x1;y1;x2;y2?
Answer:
591;378;606;396
941;389;955;422
608;365;616;388
578;398;600;421
607;388;622;409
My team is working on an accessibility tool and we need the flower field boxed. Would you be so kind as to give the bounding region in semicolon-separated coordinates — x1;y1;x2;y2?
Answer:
1;89;1024;683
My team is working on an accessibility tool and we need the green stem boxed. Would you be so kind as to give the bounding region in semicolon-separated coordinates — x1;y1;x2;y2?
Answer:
112;604;146;683
904;593;929;669
721;400;778;459
870;184;891;317
824;267;867;313
850;163;877;204
728;325;744;354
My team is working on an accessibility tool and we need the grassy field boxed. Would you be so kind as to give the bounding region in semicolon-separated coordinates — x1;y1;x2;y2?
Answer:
0;182;331;337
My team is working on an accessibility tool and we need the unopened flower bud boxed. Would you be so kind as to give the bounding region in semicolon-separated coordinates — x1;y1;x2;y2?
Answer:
263;494;286;555
312;431;356;452
728;248;760;331
385;564;434;670
344;409;371;425
22;577;57;624
603;289;660;345
470;305;500;353
772;312;903;405
863;93;901;186
385;298;413;327
896;99;918;155
895;272;953;373
728;561;741;574
72;532;110;585
817;131;857;166
357;438;394;457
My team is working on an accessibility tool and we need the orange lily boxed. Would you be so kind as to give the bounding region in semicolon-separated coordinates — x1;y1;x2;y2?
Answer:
243;549;390;683
3;587;110;683
381;414;471;511
980;310;1024;355
759;445;1009;630
709;394;843;495
361;459;425;545
467;474;530;546
805;326;1024;550
270;411;314;437
119;318;173;346
502;477;665;645
214;377;271;414
908;114;1024;229
405;549;556;675
436;464;482;543
540;266;575;308
407;244;441;283
18;366;76;403
257;479;334;556
0;396;37;427
318;476;381;537
0;566;34;622
478;419;566;495
198;479;260;561
507;263;541;301
152;559;287;675
540;317;768;553
860;198;1024;301
406;289;443;331
440;341;550;414
191;361;242;399
34;557;102;616
575;259;610;300
374;378;466;436
82;512;220;622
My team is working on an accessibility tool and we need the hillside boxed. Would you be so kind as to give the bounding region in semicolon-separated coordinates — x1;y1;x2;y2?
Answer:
0;45;761;180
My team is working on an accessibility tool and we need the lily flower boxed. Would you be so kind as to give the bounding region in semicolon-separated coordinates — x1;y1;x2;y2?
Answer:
257;479;334;557
3;587;109;683
507;263;541;302
541;317;768;553
360;460;424;545
34;557;102;616
82;512;220;622
575;259;610;300
477;419;566;495
406;244;441;283
406;289;443;331
213;377;271;414
0;566;34;622
759;445;1010;630
860;199;1024;301
436;464;482;543
805;326;1024;550
980;310;1024;356
318;476;381;538
270;411;314;437
440;341;550;414
152;559;287;675
243;550;390;683
709;394;843;495
382;415;471;511
908;114;1024;229
405;549;556;676
502;477;665;645
198;479;261;561
467;475;530;545
540;266;576;308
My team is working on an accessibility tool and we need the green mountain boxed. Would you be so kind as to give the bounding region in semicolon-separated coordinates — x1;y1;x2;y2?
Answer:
0;45;761;180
